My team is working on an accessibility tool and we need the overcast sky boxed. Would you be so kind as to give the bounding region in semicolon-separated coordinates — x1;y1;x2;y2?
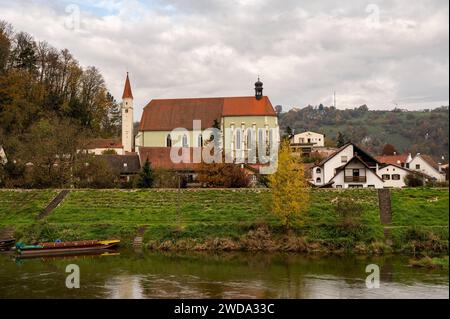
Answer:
1;0;448;118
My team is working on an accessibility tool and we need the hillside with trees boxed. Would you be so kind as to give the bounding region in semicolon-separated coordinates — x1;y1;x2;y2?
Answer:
280;104;449;160
0;21;121;188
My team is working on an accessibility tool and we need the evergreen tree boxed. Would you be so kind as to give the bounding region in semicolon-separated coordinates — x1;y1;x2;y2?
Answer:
337;132;347;147
138;159;154;188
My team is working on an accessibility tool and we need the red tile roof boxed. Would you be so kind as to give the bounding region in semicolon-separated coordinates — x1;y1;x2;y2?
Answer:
222;96;276;117
86;139;123;149
375;154;409;166
122;73;133;99
139;96;276;131
138;147;200;170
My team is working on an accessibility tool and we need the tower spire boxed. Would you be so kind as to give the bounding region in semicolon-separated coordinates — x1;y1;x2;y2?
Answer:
122;72;133;99
121;72;134;153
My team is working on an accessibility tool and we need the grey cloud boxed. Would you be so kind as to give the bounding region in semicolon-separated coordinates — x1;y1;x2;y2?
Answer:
0;0;448;117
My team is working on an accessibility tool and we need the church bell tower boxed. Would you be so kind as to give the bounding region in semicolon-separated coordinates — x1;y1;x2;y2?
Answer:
122;72;134;153
255;77;263;100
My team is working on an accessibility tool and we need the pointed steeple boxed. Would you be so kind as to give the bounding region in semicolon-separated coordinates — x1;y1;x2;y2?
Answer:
122;72;133;99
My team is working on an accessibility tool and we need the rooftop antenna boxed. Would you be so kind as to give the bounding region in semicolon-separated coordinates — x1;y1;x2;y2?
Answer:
334;91;336;108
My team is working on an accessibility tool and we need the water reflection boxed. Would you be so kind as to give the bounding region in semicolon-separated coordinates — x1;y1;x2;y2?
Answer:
0;250;448;299
106;275;145;299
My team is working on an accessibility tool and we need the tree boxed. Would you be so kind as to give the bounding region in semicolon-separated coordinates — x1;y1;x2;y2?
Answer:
196;163;250;188
286;126;293;138
382;144;398;155
73;155;119;189
138;159;154;188
404;173;424;187
11;32;37;73
18;117;85;188
0;22;12;73
337;132;347;147
268;140;309;231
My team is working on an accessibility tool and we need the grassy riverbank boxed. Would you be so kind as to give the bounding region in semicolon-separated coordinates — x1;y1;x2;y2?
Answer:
0;188;448;254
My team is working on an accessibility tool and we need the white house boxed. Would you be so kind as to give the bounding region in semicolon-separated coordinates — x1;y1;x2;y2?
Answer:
329;156;384;189
84;139;125;156
291;131;325;147
409;153;446;182
376;153;446;182
377;164;413;188
311;143;381;188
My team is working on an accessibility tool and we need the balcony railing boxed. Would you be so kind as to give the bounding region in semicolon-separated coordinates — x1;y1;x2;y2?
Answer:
344;176;367;183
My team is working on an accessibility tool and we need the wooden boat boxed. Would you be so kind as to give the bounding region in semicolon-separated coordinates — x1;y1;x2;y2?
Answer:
15;250;120;260
16;240;120;257
0;239;16;251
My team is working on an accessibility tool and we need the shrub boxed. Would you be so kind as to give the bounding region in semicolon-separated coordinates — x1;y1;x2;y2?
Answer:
404;174;424;187
333;197;364;229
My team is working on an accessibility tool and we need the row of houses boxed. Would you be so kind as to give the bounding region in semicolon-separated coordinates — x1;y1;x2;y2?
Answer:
291;134;447;188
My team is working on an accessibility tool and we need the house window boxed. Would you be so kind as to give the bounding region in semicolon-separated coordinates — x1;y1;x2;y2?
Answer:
341;156;348;163
353;169;360;177
349;185;363;189
336;185;343;189
392;174;401;180
316;177;322;184
125;109;129;113
382;174;390;180
182;134;189;148
316;168;321;174
416;164;421;169
166;134;172;147
406;163;410;168
367;185;375;188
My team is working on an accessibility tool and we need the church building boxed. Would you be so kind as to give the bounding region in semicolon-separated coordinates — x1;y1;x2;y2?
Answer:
87;73;279;180
133;76;279;171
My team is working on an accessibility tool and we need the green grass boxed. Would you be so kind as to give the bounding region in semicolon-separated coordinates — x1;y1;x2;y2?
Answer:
391;188;449;226
0;188;448;252
0;189;57;227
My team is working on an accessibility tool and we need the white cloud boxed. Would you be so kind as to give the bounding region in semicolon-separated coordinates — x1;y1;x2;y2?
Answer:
0;0;448;118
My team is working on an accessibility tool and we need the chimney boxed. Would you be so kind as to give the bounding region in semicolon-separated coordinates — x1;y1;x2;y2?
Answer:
438;163;442;172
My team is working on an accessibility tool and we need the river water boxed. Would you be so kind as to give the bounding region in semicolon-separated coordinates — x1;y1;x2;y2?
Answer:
0;250;448;299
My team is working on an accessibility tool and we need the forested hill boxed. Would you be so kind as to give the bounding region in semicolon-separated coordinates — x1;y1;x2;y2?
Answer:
0;21;121;158
279;105;449;160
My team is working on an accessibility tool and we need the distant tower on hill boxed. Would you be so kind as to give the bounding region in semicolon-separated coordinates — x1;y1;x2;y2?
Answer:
122;72;134;153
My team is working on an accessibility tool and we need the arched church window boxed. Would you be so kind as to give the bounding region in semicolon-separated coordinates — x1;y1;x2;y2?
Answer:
198;134;203;147
247;130;252;149
236;130;241;150
316;177;322;184
166;134;172;147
